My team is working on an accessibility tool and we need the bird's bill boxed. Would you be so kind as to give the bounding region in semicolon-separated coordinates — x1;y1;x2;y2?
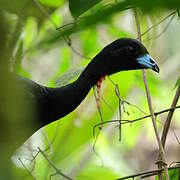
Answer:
137;54;159;73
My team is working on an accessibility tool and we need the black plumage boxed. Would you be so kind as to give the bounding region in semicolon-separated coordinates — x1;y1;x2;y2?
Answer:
11;38;159;149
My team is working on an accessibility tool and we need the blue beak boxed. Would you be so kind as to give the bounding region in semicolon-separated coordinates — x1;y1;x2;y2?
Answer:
137;54;159;73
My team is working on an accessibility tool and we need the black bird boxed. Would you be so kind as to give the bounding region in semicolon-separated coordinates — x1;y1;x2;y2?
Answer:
11;38;159;149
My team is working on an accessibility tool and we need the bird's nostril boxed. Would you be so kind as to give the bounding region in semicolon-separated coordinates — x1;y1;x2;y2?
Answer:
150;59;155;64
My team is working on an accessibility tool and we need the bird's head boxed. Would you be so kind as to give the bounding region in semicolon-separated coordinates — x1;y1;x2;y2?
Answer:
96;38;159;76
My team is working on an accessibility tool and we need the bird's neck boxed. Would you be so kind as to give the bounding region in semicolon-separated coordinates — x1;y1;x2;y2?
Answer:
42;57;104;126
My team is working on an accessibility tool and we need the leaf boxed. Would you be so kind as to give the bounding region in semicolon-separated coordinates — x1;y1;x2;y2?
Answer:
0;0;55;19
55;67;84;87
69;0;102;18
77;164;119;179
39;0;64;7
169;168;179;179
32;0;129;48
155;167;179;179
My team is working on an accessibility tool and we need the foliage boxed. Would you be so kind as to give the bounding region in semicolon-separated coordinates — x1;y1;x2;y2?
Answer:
0;0;180;179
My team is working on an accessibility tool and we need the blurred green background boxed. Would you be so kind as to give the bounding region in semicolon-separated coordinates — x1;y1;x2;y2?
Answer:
0;0;180;179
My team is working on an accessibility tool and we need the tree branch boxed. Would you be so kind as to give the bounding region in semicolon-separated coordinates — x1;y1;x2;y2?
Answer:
38;147;73;180
161;85;180;148
93;106;180;137
133;8;169;180
116;165;180;180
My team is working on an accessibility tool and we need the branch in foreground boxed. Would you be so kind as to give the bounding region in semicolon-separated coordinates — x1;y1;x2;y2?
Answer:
116;165;180;180
93;106;180;138
38;147;73;180
135;8;169;179
157;84;180;178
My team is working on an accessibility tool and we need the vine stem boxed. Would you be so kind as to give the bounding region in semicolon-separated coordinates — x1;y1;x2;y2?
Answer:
133;8;169;180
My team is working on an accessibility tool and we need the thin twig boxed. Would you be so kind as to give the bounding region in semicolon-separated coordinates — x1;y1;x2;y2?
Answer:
32;0;70;44
92;130;104;167
108;76;123;140
32;0;57;28
141;11;176;37
93;119;133;137
114;84;122;141
154;105;180;116
145;13;176;42
93;105;180;137
38;147;73;180
56;22;76;30
122;98;148;115
70;45;91;60
172;128;180;145
49;172;58;180
32;0;91;60
116;165;180;180
108;76;148;114
101;97;114;112
43;121;60;153
133;8;169;180
18;158;36;180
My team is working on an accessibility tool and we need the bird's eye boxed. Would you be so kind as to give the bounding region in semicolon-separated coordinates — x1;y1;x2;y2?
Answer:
126;46;137;55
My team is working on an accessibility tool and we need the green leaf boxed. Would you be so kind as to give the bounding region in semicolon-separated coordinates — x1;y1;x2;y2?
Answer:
33;1;129;48
39;0;64;7
77;164;120;179
169;168;179;179
69;0;102;18
155;167;180;179
0;0;54;18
